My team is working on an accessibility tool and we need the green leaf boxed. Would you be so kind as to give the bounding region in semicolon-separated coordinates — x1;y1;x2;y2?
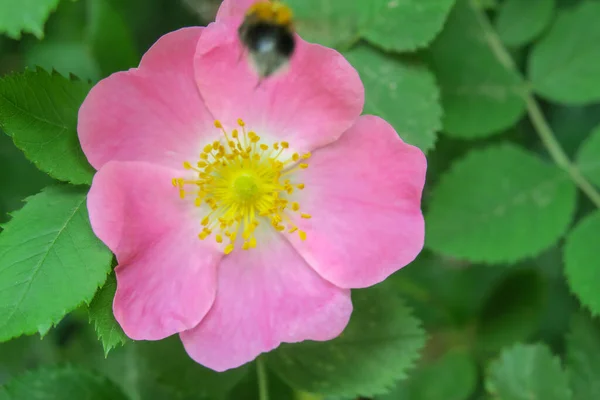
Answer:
566;313;600;400
344;44;441;153
425;143;577;263
496;0;556;47
0;366;128;400
0;69;95;185
285;0;366;48
376;350;478;400
88;271;128;356
564;210;600;316
88;0;139;77
0;0;60;39
576;124;600;188
0;185;112;341
486;343;572;400
25;40;101;82
266;285;426;398
361;0;455;52
476;269;546;353
136;336;249;399
428;0;526;138
529;1;600;104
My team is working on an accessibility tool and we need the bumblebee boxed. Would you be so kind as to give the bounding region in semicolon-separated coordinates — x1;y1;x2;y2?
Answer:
238;1;296;80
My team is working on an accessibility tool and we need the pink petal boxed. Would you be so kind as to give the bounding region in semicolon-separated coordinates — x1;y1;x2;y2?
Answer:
215;0;256;21
78;27;214;171
193;21;364;153
179;229;352;371
288;115;427;289
88;161;222;340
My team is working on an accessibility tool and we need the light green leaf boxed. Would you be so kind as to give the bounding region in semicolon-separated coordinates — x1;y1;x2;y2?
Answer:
88;271;128;356
564;210;600;316
266;286;426;398
344;44;441;153
136;336;249;399
376;350;478;400
486;343;572;400
566;313;600;400
0;366;128;400
425;143;577;263
0;69;95;185
529;1;600;104
576;124;600;188
0;0;61;39
428;0;526;138
0;185;112;341
362;0;455;52
88;0;139;77
496;0;555;47
285;0;366;48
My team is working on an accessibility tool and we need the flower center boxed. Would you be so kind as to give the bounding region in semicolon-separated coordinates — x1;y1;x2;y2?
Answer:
173;119;310;254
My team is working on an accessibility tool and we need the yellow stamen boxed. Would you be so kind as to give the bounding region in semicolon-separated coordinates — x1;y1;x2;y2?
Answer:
173;119;312;254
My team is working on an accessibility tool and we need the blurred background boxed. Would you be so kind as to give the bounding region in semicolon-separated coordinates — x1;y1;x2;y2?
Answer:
2;0;600;399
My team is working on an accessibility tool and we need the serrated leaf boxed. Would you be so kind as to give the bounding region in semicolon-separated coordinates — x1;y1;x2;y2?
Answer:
566;313;600;400
564;211;600;315
576;124;600;188
0;0;61;39
486;343;572;400
0;69;95;185
376;350;478;400
425;143;577;263
0;185;112;341
136;336;249;399
344;44;441;153
266;285;426;398
0;366;128;400
496;0;556;47
428;0;526;138
529;1;600;104
362;0;455;52
25;40;101;82
88;271;128;356
88;0;139;77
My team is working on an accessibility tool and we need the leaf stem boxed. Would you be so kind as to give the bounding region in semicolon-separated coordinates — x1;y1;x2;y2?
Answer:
257;357;269;400
469;0;600;208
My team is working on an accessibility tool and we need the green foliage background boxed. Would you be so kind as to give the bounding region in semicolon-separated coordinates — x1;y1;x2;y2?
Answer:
1;0;600;399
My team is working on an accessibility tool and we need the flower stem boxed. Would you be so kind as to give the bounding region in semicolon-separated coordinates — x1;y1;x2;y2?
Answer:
257;357;269;400
469;0;600;208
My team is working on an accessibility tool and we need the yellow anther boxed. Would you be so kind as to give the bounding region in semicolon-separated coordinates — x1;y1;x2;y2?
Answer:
197;161;207;168
171;178;178;186
237;118;245;126
201;216;210;226
301;213;312;219
183;161;192;169
281;141;289;149
302;152;311;159
249;237;257;248
203;144;213;153
292;202;300;211
292;153;300;161
288;226;298;233
260;144;269;151
214;120;222;128
274;142;280;150
216;234;223;243
232;130;239;138
242;241;250;250
299;230;307;241
297;183;305;189
199;231;209;240
224;244;234;254
300;163;309;169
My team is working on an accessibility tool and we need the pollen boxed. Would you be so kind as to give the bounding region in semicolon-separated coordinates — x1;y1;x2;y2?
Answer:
173;119;311;254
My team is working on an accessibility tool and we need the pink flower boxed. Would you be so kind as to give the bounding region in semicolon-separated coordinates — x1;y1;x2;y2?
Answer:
78;0;426;372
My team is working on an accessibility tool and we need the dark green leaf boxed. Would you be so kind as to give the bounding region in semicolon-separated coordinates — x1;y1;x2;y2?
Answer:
486;343;572;400
426;143;577;263
0;366;128;400
428;0;526;138
266;285;426;398
0;185;112;341
0;69;95;185
88;271;128;356
344;44;441;153
566;313;600;400
576;124;600;188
